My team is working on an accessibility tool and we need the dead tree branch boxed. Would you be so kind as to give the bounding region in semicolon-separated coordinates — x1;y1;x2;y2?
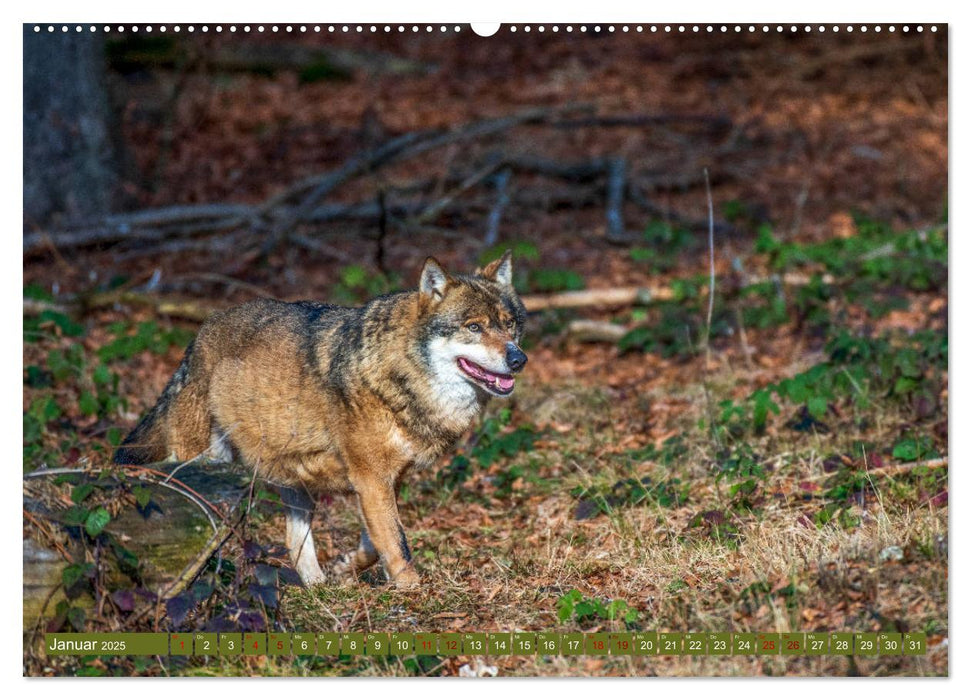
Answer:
23;108;738;259
605;157;631;244
484;168;512;247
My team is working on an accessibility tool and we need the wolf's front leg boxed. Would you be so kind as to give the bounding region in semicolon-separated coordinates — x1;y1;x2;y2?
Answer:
351;477;419;588
278;485;326;586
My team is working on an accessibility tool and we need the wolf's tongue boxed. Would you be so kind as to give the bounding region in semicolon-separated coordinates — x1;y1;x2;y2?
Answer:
458;357;514;391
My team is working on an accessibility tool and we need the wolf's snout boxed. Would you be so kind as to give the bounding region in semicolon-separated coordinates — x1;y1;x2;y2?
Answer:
506;343;528;373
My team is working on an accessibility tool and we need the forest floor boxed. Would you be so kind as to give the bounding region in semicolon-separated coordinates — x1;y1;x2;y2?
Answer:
23;27;947;676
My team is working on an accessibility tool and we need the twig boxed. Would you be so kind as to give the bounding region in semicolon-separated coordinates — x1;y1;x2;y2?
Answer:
164;272;274;300
289;234;356;263
728;253;756;370
803;456;948;482
24;463;241;534
412;160;501;225
131;472;220;534
23;508;72;561
28;583;64;655
700;168;720;448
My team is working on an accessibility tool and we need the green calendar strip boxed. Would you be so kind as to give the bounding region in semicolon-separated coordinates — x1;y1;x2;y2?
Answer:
44;633;169;656
43;631;928;657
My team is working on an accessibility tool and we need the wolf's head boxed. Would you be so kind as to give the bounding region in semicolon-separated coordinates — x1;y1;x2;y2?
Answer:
416;251;528;401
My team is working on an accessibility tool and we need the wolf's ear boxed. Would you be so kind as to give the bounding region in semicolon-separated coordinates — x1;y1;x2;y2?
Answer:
419;257;449;301
480;250;513;287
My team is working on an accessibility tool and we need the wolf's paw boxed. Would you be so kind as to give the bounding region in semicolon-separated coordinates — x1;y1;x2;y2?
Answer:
390;565;420;589
296;564;328;588
328;553;357;580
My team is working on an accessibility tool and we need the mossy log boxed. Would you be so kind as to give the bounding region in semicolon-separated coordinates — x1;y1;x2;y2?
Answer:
22;462;252;629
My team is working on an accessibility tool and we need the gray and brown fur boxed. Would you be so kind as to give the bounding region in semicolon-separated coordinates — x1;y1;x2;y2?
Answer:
114;252;527;587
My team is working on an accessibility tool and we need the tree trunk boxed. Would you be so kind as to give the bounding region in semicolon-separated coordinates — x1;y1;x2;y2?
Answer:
23;27;118;227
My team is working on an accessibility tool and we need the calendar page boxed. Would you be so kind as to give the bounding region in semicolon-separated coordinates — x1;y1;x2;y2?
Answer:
21;16;947;679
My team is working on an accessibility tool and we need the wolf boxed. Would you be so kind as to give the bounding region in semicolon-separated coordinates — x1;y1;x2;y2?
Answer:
113;252;528;587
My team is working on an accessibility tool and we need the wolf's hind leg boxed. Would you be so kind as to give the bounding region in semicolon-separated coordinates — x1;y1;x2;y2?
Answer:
166;383;213;460
333;530;379;579
278;485;326;585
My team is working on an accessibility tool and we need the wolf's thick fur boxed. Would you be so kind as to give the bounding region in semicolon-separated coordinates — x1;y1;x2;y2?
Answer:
114;253;527;587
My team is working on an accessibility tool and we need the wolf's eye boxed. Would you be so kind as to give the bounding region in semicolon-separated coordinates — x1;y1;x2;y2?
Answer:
504;319;515;330
466;322;482;333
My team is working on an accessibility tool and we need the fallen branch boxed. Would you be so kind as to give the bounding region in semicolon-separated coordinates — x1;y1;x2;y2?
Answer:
521;270;846;312
82;291;222;322
110;232;246;262
26;270;842;322
25;108;733;257
566;319;629;343
523;286;666;311
261;107;562;241
289;234;357;263
628;179;736;234
25;461;253;615
504;154;610;181
24;204;251;256
26;292;225;322
257;128;440;231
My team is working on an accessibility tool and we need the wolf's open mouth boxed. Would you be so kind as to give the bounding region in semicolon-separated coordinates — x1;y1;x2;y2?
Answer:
457;357;515;395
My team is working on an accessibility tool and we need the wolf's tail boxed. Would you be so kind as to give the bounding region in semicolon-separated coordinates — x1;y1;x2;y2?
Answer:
113;341;198;465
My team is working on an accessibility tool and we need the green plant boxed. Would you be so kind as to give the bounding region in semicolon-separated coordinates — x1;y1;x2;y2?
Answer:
556;589;640;628
712;444;768;513
755;221;946;293
717;329;946;435
435;408;537;489
891;435;940;463
329;265;402;304
479;241;540;267
630;221;694;273
527;268;585;293
469;408;537;468
687;509;742;547
619;299;731;359
43;472;146;634
98;321;194;363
